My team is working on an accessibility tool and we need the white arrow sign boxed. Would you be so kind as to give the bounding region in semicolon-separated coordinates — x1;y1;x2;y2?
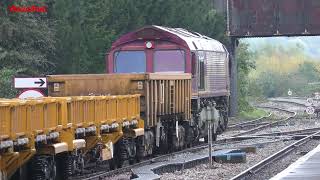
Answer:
14;77;47;89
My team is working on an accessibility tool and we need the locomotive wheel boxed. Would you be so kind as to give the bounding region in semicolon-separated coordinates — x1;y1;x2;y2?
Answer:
221;112;228;131
218;111;225;133
59;153;75;179
182;123;194;148
129;158;136;165
115;138;129;168
108;158;116;170
136;136;145;162
31;155;56;180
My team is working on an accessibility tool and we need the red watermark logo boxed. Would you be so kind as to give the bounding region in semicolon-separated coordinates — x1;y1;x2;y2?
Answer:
8;5;47;13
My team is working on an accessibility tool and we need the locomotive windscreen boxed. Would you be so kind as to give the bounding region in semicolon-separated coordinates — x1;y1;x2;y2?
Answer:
154;50;185;72
114;51;146;73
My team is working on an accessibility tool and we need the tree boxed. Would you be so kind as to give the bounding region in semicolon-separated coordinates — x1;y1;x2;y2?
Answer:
52;0;228;74
236;43;255;111
0;0;55;97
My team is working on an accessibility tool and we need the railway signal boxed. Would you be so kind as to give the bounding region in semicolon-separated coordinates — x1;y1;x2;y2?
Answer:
288;89;292;96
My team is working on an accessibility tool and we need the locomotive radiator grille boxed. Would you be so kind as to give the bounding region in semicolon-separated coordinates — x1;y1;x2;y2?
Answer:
147;78;191;127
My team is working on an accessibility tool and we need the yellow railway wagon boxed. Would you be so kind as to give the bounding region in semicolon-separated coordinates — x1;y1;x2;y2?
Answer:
46;73;191;161
0;95;144;180
46;73;192;128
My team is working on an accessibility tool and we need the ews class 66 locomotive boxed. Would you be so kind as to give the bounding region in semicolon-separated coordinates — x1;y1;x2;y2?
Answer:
105;25;230;146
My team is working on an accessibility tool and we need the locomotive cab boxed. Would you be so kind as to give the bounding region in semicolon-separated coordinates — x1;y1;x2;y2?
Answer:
106;25;229;99
107;25;230;146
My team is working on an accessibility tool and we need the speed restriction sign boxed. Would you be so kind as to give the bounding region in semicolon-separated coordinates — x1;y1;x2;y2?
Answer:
306;106;315;115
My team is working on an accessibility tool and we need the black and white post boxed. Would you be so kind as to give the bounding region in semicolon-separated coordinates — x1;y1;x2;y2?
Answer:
207;103;213;167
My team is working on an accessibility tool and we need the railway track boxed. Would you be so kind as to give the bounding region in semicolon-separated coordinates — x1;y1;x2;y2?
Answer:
230;130;320;180
157;99;319;180
228;113;272;131
231;107;296;137
268;98;307;107
72;102;299;180
72;134;271;180
229;99;320;180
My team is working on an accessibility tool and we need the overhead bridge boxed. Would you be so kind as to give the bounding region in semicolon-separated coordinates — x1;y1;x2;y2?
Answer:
214;0;320;116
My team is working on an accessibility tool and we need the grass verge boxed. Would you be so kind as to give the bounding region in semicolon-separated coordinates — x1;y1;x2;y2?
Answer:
238;108;269;120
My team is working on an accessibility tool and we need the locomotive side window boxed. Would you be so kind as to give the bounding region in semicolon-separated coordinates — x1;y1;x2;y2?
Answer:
153;50;185;72
114;51;146;73
198;52;205;90
191;53;196;76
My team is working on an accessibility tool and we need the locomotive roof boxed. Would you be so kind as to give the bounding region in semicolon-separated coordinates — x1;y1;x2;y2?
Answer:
110;25;228;53
153;25;227;52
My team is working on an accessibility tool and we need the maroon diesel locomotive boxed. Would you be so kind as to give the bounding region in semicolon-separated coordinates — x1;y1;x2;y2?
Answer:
106;25;230;148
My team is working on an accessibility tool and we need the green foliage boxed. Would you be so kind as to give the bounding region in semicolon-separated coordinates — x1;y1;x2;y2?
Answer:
0;68;18;98
0;0;55;98
0;0;229;98
249;43;320;97
239;108;268;120
52;0;227;74
237;43;256;112
0;1;55;75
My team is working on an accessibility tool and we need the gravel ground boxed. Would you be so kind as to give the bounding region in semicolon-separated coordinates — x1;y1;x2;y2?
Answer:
105;137;290;180
246;140;320;180
104;172;132;180
219;108;292;139
160;140;294;180
105;99;314;180
259;100;306;116
225;100;320;138
252;117;320;136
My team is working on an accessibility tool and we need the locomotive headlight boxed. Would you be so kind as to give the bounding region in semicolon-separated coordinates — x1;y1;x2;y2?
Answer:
145;41;154;49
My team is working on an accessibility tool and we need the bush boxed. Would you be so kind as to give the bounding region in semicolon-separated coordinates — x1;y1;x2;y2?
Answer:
0;68;18;98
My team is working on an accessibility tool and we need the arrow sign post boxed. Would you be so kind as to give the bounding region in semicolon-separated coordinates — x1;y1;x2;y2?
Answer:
14;77;47;89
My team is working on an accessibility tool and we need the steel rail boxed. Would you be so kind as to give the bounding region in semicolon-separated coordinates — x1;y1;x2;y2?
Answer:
230;130;320;180
72;135;274;180
253;127;320;137
228;113;272;129
232;107;296;137
229;122;270;131
72;106;295;179
268;99;307;107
